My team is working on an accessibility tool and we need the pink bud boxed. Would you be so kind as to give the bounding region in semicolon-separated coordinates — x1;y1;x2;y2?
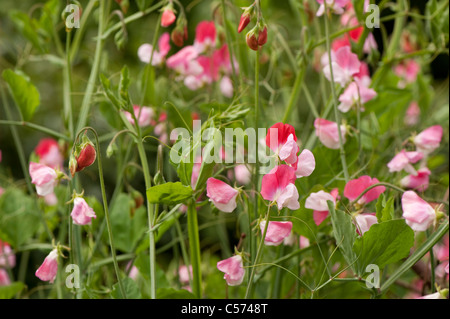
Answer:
206;178;239;213
217;255;245;286
260;221;293;246
238;12;251;33
29;162;58;196
314;118;347;150
257;26;268;46
71;197;97;225
76;142;96;172
35;249;58;283
246;31;259;51
161;9;176;27
401;191;436;232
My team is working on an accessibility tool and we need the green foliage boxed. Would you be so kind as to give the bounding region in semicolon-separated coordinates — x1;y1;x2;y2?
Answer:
146;182;193;205
111;277;142;299
0;282;25;299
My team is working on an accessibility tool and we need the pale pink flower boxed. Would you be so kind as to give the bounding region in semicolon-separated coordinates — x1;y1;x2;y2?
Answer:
294;149;316;178
314;118;347;149
387;150;424;175
434;235;449;278
138;33;171;66
316;0;350;16
128;265;139;281
354;213;378;236
404;102;420;126
400;167;431;192
0;269;11;286
206;178;239;213
35;249;58;283
401;191;436;232
178;265;193;285
166;46;202;76
394;59;420;86
217;255;245;286
44;193;58;206
234;164;251;185
413;125;443;155
161;8;176;27
220;76;233;98
34;138;64;170
283;232;296;246
260;165;300;211
193;21;216;53
0;240;16;268
71;197;97;225
305;190;336;226
363;33;378;53
29;162;58;196
323;46;361;87
299;236;310;249
338;81;377;113
124;105;154;127
344;175;386;205
259;220;293;246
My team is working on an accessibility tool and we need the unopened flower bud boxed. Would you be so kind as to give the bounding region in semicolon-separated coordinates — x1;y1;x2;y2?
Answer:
238;12;251;33
76;141;96;172
246;30;259;51
258;26;268;46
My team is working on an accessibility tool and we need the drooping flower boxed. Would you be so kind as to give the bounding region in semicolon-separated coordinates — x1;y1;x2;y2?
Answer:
161;7;176;27
260;165;300;210
305;190;337;226
138;32;171;66
344;175;385;205
322;46;361;87
413;125;443;155
217;255;245;286
259;220;293;246
338;81;377;113
314;118;347;150
124;105;155;127
178;265;193;285
34;138;64;170
266;123;299;165
0;240;16;268
354;213;378;236
75;142;96;173
29;162;58;197
71;197;97;225
206;178;239;213
401;191;436;232
387;150;424;175
400;167;431;192
35;249;59;283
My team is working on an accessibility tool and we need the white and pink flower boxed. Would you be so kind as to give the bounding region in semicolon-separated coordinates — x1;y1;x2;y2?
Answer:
217;255;245;286
260;165;300;211
29;162;58;197
305;190;337;226
206;178;239;213
387;150;424;175
314;118;347;150
322;46;361;87
259;220;293;246
400;167;431;192
124;105;155;127
413;125;443;155
138;32;171;66
35;249;59;283
354;213;378;236
71;197;97;226
401;191;436;232
34;138;64;170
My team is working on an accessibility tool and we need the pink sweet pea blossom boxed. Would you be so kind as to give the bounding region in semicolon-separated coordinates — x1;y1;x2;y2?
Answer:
434;235;449;278
166;46;202;77
401;191;436;232
35;249;58;283
413;125;443;155
299;236;310;249
316;0;349;16
29;162;58;197
259;220;293;246
178;265;193;285
314;118;347;149
220;76;233;98
323;46;361;87
124;105;154;127
0;269;11;286
206;178;239;213
266;123;298;163
234;164;251;185
0;240;15;268
354;213;378;236
344;175;386;205
394;59;420;87
338;81;377;113
34;138;64;170
138;33;171;66
305;190;337;226
387;150;424;175
217;255;245;286
400;167;431;192
161;8;176;27
404;101;420;126
294;149;316;178
71;197;97;225
260;165;300;210
193;21;216;53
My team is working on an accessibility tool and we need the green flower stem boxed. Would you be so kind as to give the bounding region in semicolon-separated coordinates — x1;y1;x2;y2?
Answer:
69;0;97;61
0;120;70;141
282;64;305;123
385;0;408;60
427;229;436;293
323;2;349;183
64;29;74;139
187;202;202;298
136;139;157;299
220;0;238;92
75;127;126;299
253;48;260;223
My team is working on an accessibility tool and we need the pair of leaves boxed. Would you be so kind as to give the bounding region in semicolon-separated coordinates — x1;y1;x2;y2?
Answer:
100;65;132;113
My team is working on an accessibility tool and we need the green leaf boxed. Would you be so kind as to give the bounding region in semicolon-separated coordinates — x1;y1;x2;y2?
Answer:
119;65;132;111
0;188;40;247
328;202;358;271
0;282;25;299
100;74;121;110
39;0;60;39
136;0;155;12
111;278;141;299
156;288;197;299
375;194;394;223
146;182;193;205
10;11;44;52
134;254;170;288
2;69;40;122
353;219;414;276
352;0;366;22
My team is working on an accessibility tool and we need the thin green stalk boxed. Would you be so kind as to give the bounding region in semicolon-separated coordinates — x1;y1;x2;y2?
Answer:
174;219;191;285
69;0;97;61
0;120;70;141
187;202;202;298
64;29;74;139
427;230;436;293
323;2;349;183
253;48;260;227
220;0;238;92
385;0;407;60
349;182;406;206
282;65;305;123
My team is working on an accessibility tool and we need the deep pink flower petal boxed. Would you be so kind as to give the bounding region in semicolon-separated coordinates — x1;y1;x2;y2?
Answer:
260;221;293;246
35;249;58;283
206;178;239;213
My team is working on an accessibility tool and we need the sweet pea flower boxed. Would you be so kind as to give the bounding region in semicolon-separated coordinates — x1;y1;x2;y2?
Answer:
387;150;424;175
434;235;449;278
260;165;300;211
178;265;193;285
234;164;252;185
220;76;233;98
299;236;310;249
316;0;350;16
29;162;58;197
344;175;386;205
401;191;436;232
323;46;361;87
193;21;216;53
161;7;176;27
338;81;377;113
305;190;337;226
404;101;420;126
138;33;171;66
34;138;64;169
294;149;316;178
124;105;154;127
266;123;299;165
71;197;97;225
35;249;59;283
0;269;11;286
166;46;202;77
354;213;378;236
206;178;239;213
394;59;420;87
259;220;293;246
400;167;431;192
413;125;443;155
314;118;347;150
0;240;15;268
217;255;245;286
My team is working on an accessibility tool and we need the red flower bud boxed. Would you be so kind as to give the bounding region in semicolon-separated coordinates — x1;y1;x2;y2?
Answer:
161;9;176;27
246;31;259;51
76;143;96;172
238;13;251;33
258;26;268;46
171;27;185;47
